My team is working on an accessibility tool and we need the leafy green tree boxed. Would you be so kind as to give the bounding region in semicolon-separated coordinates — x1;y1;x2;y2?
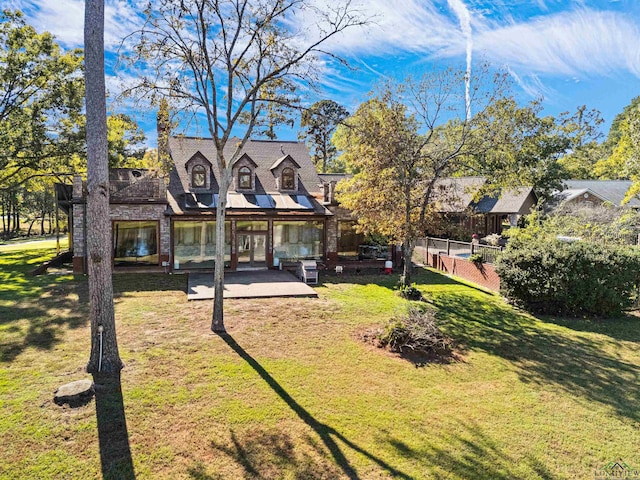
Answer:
240;80;297;140
105;114;146;168
0;10;84;191
126;0;367;331
336;69;510;287
506;204;640;247
557;105;605;179
299;99;349;173
594;99;640;202
468;98;577;201
605;95;640;149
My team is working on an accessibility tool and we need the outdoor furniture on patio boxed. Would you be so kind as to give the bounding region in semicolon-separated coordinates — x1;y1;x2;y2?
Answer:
297;260;318;285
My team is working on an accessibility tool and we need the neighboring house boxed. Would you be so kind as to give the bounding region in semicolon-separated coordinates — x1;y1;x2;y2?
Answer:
433;177;538;237
70;136;366;273
552;180;640;209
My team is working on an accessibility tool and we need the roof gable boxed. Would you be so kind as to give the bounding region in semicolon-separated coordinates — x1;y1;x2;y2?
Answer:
562;180;640;207
270;154;301;170
185;151;212;167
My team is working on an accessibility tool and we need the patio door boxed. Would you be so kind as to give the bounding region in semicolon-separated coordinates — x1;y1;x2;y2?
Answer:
237;233;267;269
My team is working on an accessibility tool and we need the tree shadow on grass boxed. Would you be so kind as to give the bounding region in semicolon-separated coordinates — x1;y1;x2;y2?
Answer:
432;292;640;422
382;420;557;480
0;280;88;362
217;333;413;480
196;428;344;479
93;371;135;480
540;314;640;343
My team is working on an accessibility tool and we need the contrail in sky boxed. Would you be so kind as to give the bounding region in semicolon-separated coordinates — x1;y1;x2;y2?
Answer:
447;0;473;121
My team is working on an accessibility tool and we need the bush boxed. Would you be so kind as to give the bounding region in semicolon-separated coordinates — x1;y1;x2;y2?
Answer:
397;277;424;300
496;238;640;317
378;305;452;356
468;253;484;265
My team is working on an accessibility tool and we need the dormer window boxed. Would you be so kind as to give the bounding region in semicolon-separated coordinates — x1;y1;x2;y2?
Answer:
238;166;252;189
270;154;300;192
192;165;206;188
282;168;295;190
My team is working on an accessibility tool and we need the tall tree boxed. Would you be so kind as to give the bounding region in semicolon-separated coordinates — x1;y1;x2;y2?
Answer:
557;105;605;179
468;98;587;202
596;103;640;202
85;0;122;374
105;114;147;168
127;0;367;332
336;69;509;286
605;95;640;150
0;10;84;191
299;99;349;173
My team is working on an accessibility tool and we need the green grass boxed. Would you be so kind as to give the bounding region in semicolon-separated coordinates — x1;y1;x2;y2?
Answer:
1;243;640;479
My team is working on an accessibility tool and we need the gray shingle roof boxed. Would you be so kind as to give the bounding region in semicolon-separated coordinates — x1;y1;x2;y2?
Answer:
472;186;536;214
433;177;536;214
167;137;327;214
562;180;640;207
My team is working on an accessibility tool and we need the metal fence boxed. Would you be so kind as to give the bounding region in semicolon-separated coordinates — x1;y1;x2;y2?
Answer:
414;237;504;265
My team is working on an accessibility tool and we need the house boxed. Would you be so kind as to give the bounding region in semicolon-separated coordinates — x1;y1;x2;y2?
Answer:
433;177;538;237
70;136;367;274
552;179;640;209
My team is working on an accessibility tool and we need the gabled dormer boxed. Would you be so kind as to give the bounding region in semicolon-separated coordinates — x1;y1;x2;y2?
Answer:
232;154;258;192
185;152;213;191
270;154;301;192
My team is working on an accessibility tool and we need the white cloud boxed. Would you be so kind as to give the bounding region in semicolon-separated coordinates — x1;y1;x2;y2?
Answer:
447;8;640;79
8;0;141;50
292;0;464;55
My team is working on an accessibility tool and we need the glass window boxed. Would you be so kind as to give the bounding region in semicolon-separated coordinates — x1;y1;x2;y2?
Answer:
192;165;206;188
113;221;158;266
337;221;365;260
273;221;323;261
281;168;295;190
238;166;252;189
236;220;268;231
174;220;230;269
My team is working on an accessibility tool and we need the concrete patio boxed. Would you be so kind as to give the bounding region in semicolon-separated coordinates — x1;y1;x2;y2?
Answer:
187;270;318;300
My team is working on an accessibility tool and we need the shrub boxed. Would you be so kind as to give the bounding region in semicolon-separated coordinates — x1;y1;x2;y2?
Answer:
496;238;640;317
377;305;453;356
468;253;484;265
397;277;424;300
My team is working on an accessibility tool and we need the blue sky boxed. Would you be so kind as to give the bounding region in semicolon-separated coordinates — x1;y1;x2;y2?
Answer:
8;0;640;146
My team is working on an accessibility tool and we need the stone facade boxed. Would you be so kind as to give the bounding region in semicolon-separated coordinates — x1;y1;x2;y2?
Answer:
324;204;355;262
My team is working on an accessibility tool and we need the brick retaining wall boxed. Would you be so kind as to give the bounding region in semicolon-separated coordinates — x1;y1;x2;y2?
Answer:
424;252;500;292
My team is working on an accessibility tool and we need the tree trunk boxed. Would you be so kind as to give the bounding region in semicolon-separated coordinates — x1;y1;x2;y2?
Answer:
401;240;414;287
1;195;5;234
27;218;37;236
85;0;122;374
6;198;11;234
13;199;19;235
211;168;231;332
40;208;46;235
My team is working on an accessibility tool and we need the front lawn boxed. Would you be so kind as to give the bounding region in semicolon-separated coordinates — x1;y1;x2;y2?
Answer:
1;243;639;479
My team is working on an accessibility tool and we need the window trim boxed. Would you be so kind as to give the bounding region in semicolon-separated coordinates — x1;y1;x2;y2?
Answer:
192;164;206;188
281;167;295;190
238;166;252;190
